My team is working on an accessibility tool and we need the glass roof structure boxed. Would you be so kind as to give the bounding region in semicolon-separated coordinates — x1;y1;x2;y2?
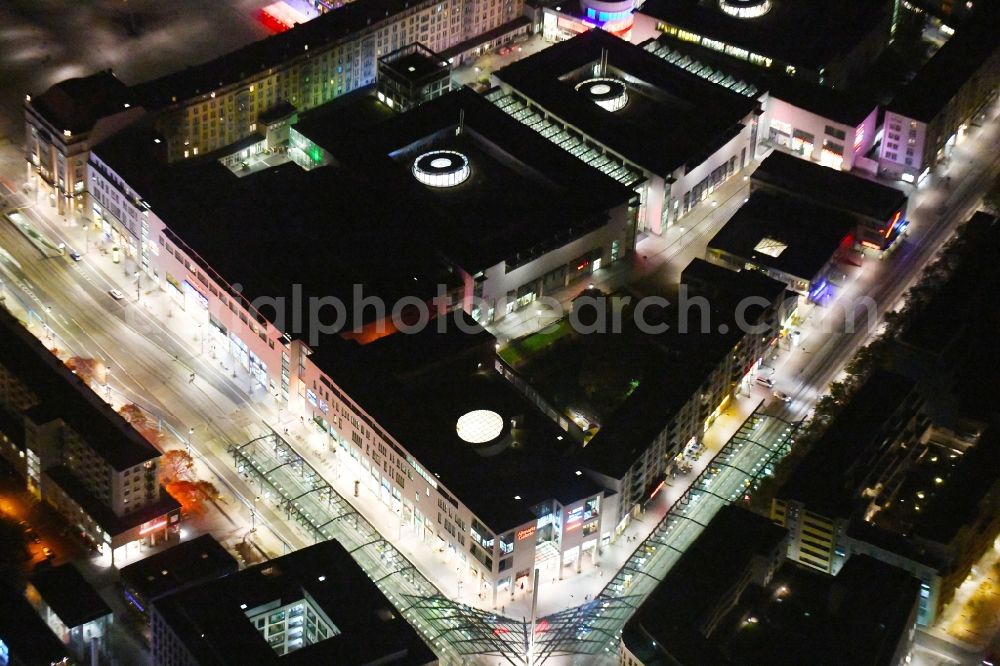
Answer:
642;41;760;98
486;88;645;188
229;408;797;663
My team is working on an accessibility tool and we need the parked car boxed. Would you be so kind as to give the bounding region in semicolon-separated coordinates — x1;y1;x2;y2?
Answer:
756;376;775;388
68;250;82;262
108;288;124;301
773;390;792;403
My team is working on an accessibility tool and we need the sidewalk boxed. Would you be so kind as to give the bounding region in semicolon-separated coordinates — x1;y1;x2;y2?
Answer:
489;164;755;343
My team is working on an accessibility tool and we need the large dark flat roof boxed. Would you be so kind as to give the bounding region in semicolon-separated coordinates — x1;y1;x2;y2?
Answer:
30;563;112;628
151;540;436;665
639;0;891;71
752;151;907;223
0;583;72;666
119;534;239;604
707;190;855;282
29;70;134;134
622;506;786;666
719;555;920;665
495;30;757;175
308;316;603;531
129;0;435;107
777;370;916;516
914;426;1000;545
888;2;1000;122
578;263;786;479
0;308;160;470
899;213;1000;355
299;87;635;272
93;124;456;334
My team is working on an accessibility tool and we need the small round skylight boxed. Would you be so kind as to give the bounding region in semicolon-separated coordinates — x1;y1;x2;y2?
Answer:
575;78;628;112
719;0;771;18
412;150;470;188
456;410;504;444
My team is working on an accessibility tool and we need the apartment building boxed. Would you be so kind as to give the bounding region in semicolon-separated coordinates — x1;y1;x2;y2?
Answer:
23;70;143;218
0;309;180;565
879;2;999;181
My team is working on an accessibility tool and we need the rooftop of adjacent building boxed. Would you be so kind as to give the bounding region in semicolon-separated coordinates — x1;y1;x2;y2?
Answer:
296;86;636;273
898;212;1000;356
0;307;161;470
638;0;892;72
308;313;603;531
119;534;240;605
0;582;74;666
888;0;1000;123
707;189;856;282
128;0;443;108
494;29;759;176
29;562;113;629
751;151;907;223
150;539;436;665
27;69;135;135
715;555;920;666
621;506;787;666
378;43;451;85
776;369;917;517
904;425;1000;546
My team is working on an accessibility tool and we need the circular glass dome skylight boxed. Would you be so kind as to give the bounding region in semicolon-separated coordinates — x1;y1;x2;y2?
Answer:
719;0;771;18
456;410;504;444
412;150;470;188
575;78;629;112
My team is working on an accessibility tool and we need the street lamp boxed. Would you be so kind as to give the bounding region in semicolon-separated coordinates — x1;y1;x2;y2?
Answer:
251;495;260;534
186;427;194;454
134;271;141;302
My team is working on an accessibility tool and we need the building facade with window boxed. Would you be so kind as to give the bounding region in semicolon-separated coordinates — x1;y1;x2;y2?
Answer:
0;309;180;565
879;2;999;181
492;30;760;236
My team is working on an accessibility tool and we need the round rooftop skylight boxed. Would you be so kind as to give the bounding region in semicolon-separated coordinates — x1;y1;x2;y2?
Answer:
719;0;771;18
575;78;628;112
412;150;470;188
456;410;504;444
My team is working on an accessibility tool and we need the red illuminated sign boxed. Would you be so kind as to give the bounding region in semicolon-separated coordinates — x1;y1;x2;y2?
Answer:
517;526;536;541
139;519;167;535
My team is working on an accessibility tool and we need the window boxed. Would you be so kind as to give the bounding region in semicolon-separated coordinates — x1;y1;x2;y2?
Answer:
824;125;846;141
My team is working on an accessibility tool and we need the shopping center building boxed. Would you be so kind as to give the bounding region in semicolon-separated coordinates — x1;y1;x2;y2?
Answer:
80;85;638;603
490;29;760;235
293;87;637;324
